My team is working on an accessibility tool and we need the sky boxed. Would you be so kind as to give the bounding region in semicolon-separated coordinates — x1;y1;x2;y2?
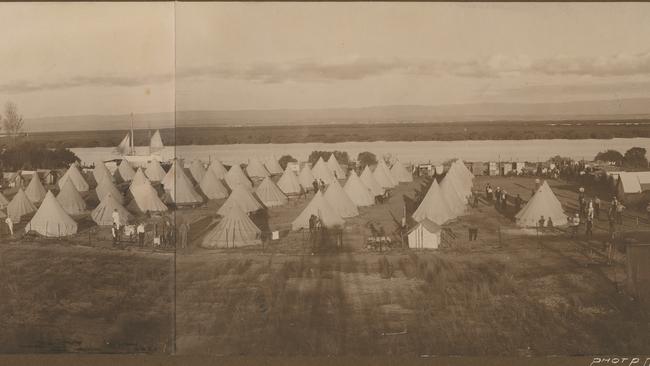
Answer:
2;3;650;119
0;2;175;118
176;2;650;111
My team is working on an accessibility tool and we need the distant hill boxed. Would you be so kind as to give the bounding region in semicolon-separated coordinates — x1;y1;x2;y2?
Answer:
23;97;650;132
25;112;175;133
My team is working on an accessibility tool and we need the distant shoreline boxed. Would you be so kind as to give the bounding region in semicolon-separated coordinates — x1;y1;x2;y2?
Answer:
7;119;650;149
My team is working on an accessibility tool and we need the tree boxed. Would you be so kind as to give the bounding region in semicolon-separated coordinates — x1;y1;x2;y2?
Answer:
278;154;297;170
3;101;24;144
308;151;349;167
0;142;79;171
548;155;573;167
594;149;623;165
623;147;648;169
357;151;377;170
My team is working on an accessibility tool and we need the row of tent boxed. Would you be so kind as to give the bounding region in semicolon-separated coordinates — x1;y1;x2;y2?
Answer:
201;156;415;248
0;154;297;238
410;158;568;228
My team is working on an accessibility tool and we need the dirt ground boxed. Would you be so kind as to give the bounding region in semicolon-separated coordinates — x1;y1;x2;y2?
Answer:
2;173;649;355
175;175;650;356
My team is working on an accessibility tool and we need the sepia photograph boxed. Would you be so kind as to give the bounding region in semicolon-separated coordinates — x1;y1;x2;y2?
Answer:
1;1;650;363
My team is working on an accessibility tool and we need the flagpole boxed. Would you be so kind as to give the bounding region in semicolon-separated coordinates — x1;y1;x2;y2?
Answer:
130;112;135;156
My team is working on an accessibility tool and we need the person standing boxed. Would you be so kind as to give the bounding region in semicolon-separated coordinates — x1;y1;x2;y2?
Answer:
111;223;118;246
179;220;189;250
616;202;625;225
538;216;545;229
312;179;319;193
5;216;13;236
570;213;580;238
594;197;601;220
112;208;121;230
585;215;593;238
515;194;522;212
137;222;146;247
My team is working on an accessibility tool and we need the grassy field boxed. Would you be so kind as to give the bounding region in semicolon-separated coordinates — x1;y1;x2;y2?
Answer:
0;181;175;354
175;176;650;356
3;119;650;149
1;173;648;355
0;242;174;353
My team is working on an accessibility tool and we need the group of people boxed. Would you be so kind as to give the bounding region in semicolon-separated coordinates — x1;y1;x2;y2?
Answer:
110;208;190;249
312;179;327;193
485;183;515;212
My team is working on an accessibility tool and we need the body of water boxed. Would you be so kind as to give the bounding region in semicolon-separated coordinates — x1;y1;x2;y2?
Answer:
71;138;650;166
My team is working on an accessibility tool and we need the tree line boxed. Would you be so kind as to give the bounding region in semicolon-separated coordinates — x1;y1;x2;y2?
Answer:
0;102;79;173
594;147;648;169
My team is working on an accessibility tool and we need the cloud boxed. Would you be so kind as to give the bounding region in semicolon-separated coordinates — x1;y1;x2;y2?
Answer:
177;59;403;84
178;51;650;83
0;73;173;93
500;80;650;98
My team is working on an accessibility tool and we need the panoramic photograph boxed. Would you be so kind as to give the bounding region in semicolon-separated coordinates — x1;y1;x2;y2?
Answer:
1;1;650;361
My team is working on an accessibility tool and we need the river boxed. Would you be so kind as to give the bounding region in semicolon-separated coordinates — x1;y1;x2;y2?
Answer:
70;138;650;165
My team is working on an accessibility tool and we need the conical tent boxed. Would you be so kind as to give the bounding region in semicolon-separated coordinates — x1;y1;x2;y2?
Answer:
130;168;150;188
218;186;263;215
390;160;413;183
96;176;124;204
145;160;166;182
25;173;47;203
312;157;335;184
0;191;9;209
454;159;474;182
246;157;270;179
277;167;302;195
7;188;37;222
327;155;346;180
439;174;467;216
114;159;136;183
161;161;178;191
292;192;344;230
93;161;112;185
324;179;358;218
264;156;283;175
208;159;228;180
344;172;375;207
128;181;168;213
164;163;203;205
412;180;453;224
298;165;316;191
199;169;229;200
150;130;164;154
25;191;77;237
440;175;467;217
59;164;89;192
360;166;385;196
56;179;87;215
224;164;252;190
202;205;261;248
373;160;397;189
189;160;206;184
254;177;288;207
446;162;472;198
91;193;133;226
515;181;567;227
